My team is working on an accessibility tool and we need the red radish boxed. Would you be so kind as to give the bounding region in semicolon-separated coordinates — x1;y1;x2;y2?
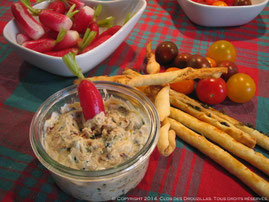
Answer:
45;47;79;57
81;34;111;54
67;0;85;10
72;6;94;34
98;25;121;38
22;28;67;53
22;38;56;53
39;10;73;32
16;33;31;45
88;21;99;40
62;52;105;120
11;2;45;40
48;0;66;14
54;30;80;50
78;80;105;120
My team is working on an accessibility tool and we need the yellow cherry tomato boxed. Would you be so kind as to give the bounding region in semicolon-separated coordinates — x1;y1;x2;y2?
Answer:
213;1;228;6
227;73;256;103
207;40;236;64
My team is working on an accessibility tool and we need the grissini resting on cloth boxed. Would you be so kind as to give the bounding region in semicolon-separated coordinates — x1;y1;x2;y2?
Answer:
169;89;256;148
169;107;269;176
169;89;269;151
168;118;269;198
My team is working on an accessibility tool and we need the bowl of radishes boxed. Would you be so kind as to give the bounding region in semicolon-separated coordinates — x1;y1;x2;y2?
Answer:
3;0;146;76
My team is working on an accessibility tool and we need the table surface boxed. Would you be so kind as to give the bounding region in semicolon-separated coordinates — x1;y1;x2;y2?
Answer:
0;0;269;201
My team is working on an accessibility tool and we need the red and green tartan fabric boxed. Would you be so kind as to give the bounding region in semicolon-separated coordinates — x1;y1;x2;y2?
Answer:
0;0;269;201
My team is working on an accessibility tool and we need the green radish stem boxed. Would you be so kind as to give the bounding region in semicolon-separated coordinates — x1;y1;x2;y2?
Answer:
78;28;97;51
62;52;85;79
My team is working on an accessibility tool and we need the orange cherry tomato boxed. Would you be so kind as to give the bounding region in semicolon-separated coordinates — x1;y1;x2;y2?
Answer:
206;57;217;67
166;67;195;95
226;73;256;103
212;1;228;6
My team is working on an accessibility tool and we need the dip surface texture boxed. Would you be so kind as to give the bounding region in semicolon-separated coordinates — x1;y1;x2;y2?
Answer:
44;97;149;171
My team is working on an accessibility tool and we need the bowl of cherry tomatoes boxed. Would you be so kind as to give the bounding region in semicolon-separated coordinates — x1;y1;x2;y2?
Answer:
177;0;268;27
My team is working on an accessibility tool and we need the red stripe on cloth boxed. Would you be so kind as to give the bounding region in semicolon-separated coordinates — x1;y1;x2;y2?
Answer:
171;148;186;197
158;153;174;194
118;45;136;70
136;148;160;191
0;21;8;35
133;47;146;72
183;154;196;197
2;190;16;202
196;158;253;198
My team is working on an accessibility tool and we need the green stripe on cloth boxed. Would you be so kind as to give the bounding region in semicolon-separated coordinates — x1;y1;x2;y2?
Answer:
0;146;33;163
0;156;26;171
0;179;13;191
4;67;74;112
0;45;13;63
257;96;269;134
0;168;20;181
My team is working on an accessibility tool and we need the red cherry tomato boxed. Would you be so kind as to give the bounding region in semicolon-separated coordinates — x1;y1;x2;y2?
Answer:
205;0;219;4
224;0;235;6
196;78;227;105
226;73;256;103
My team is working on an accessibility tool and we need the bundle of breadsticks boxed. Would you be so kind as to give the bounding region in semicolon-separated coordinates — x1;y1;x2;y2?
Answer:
73;45;269;198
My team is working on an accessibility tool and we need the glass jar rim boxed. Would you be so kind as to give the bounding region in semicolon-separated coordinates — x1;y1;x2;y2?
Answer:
30;81;160;180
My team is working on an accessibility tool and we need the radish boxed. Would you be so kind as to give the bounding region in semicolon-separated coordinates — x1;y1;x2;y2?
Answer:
48;0;66;14
54;30;80;51
16;33;31;45
11;2;45;40
22;28;66;53
20;1;77;32
62;52;105;120
45;47;79;57
81;34;111;54
78;28;97;51
72;6;94;34
66;0;85;10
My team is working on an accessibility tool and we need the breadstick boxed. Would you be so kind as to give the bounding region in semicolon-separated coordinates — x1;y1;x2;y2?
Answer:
168;118;269;198
155;85;170;121
170;90;256;148
210;108;269;151
157;119;176;156
169;107;269;176
170;90;269;151
146;41;160;74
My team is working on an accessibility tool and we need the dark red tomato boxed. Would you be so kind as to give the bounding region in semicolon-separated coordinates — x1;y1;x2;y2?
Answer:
196;78;227;105
205;0;218;4
234;0;252;5
173;52;191;68
224;0;235;6
218;61;238;81
187;54;211;69
155;41;178;65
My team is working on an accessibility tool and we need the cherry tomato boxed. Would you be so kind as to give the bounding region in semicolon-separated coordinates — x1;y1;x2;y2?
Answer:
226;73;256;103
166;67;195;95
207;40;236;64
234;0;251;5
212;1;228;6
218;61;238;81
206;57;217;67
205;0;219;4
187;54;211;69
155;41;178;65
224;0;235;6
196;78;227;105
173;53;191;69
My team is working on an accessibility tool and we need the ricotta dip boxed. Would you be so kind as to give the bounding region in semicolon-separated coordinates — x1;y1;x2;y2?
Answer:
43;97;149;171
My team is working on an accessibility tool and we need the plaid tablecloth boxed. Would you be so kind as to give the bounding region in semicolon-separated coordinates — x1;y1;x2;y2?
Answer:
0;0;269;201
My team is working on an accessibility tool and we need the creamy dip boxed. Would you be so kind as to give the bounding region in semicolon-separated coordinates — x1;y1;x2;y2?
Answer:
44;97;149;171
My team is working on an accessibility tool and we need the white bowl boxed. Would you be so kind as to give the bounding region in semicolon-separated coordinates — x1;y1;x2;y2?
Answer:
3;0;146;77
177;0;268;27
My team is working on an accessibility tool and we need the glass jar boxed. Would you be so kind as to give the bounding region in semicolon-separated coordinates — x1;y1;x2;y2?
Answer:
30;81;160;201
